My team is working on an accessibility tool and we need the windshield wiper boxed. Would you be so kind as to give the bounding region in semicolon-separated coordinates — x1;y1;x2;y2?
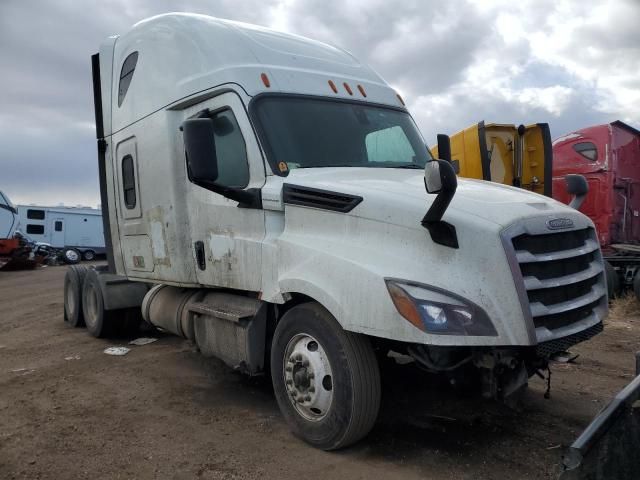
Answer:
390;164;424;169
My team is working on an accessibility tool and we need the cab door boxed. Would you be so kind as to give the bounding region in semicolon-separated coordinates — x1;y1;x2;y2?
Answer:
181;92;266;291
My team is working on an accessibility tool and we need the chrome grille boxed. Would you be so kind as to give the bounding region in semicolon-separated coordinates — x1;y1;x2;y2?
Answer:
511;227;607;331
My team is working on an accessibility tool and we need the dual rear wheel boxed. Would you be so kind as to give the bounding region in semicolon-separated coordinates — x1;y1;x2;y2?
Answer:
63;266;141;337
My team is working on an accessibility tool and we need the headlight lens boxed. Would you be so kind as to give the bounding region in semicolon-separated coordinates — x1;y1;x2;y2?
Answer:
385;279;497;336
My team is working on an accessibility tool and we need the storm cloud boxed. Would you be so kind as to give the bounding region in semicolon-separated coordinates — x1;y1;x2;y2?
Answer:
1;0;638;206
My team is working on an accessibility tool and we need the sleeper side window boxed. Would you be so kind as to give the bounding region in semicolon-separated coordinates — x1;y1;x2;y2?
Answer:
208;109;250;188
27;209;45;220
121;155;137;209
54;221;63;231
573;142;598;161
118;51;138;107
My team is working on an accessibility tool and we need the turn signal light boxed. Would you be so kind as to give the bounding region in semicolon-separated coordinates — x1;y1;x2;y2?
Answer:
261;73;271;88
386;282;425;332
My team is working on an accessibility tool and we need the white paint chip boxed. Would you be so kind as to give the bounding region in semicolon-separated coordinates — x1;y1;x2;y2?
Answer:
104;347;130;356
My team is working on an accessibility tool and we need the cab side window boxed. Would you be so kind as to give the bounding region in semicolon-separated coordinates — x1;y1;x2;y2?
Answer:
118;52;138;107
573;142;598;161
209;109;250;188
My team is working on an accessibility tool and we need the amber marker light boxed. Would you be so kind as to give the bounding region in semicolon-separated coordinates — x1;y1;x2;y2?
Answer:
386;282;425;332
261;73;271;88
357;84;367;97
328;80;338;93
343;82;353;95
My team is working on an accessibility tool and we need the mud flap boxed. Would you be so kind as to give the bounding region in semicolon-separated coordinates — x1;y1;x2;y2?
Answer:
559;373;640;479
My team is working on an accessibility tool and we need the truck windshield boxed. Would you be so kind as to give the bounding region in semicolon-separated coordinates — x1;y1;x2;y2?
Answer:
253;96;432;170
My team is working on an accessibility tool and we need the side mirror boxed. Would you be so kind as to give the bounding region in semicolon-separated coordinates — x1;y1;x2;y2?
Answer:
565;174;588;210
422;160;459;248
182;118;218;184
437;134;452;162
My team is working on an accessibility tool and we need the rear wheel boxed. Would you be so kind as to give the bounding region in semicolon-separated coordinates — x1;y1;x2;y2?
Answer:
82;268;117;338
270;302;381;450
63;265;88;327
82;250;95;261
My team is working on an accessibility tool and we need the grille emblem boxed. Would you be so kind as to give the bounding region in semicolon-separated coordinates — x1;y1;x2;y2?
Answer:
547;218;574;230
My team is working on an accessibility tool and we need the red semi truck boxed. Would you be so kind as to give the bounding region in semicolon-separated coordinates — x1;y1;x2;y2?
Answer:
552;121;640;299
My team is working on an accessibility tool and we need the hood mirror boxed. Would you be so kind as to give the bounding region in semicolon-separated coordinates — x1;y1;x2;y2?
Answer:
424;161;443;193
422;160;459;248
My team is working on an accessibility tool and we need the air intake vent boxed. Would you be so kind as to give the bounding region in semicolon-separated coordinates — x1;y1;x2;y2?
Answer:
283;184;363;213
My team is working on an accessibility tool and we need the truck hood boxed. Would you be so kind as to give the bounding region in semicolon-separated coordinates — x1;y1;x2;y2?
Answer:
279;167;575;228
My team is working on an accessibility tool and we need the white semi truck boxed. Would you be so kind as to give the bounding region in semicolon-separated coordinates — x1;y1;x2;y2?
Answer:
66;13;608;450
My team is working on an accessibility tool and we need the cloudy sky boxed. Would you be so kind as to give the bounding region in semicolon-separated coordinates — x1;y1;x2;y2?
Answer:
1;0;638;207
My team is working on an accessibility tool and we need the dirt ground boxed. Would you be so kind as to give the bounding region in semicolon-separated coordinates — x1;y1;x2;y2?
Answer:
1;265;638;480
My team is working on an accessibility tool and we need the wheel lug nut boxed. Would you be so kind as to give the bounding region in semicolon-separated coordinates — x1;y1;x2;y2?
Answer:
286;379;293;385
309;386;315;393
285;365;292;372
304;395;311;401
302;360;309;367
296;354;303;361
308;372;315;379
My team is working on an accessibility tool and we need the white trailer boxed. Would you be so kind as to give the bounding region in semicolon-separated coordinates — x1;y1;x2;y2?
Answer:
17;205;105;260
64;13;608;450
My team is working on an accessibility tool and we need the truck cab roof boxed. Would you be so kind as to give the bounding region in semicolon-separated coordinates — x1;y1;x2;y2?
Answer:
102;13;404;135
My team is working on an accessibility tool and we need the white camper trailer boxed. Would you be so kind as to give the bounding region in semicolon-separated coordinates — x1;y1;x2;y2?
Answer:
17;205;105;260
63;13;608;450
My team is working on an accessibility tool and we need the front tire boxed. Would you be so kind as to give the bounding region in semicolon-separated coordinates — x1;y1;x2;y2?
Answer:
270;302;381;450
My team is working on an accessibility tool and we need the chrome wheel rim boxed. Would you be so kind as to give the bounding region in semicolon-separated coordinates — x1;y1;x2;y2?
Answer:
283;333;333;421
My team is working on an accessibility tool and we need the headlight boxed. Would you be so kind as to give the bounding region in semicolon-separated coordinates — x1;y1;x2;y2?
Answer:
385;279;497;336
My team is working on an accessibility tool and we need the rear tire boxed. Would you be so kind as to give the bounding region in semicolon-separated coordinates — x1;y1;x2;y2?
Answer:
82;268;117;338
62;248;81;265
270;302;381;450
63;265;88;327
82;250;95;261
605;261;621;299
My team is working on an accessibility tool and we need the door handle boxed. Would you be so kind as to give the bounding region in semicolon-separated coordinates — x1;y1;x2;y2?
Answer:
194;241;206;270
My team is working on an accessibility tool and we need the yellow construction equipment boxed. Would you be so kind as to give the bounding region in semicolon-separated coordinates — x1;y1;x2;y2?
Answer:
431;121;553;197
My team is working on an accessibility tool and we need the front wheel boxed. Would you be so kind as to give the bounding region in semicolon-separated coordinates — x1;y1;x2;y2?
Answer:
270;302;381;450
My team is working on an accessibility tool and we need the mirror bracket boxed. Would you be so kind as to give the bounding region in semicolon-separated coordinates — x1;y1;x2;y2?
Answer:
422;220;459;248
